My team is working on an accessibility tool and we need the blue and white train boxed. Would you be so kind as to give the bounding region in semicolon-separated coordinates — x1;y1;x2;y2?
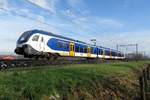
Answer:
15;30;125;59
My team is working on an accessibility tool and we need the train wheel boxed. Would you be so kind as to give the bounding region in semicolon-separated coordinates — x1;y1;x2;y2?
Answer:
24;54;28;58
48;55;57;61
35;56;39;60
53;55;58;60
45;57;50;60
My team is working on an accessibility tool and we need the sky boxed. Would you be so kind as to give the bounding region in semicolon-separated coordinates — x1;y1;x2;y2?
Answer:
0;0;150;56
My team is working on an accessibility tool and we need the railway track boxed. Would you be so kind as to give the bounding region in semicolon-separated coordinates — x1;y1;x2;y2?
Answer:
0;58;100;71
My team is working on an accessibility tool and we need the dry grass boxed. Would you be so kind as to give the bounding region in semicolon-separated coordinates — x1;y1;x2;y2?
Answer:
0;61;149;100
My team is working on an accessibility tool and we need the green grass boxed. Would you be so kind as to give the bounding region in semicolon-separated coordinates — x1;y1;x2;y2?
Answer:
0;61;149;100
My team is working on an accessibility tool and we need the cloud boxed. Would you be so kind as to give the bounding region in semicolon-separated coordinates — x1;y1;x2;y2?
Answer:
0;0;89;39
27;0;59;13
0;0;9;10
64;9;77;19
17;8;47;23
0;1;48;27
0;0;123;32
67;0;85;11
97;19;123;28
92;30;150;56
68;16;124;36
0;15;62;54
0;0;123;41
0;0;11;14
0;0;149;56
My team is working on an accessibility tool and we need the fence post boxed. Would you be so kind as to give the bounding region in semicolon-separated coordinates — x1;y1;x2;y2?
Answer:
139;76;146;100
147;66;150;80
144;69;148;89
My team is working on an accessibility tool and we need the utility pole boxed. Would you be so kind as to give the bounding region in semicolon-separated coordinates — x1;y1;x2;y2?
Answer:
91;39;97;46
136;44;138;57
116;44;119;51
91;39;98;59
116;44;139;61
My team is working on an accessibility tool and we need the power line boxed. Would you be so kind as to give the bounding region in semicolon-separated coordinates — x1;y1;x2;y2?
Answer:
116;43;139;61
116;44;138;53
0;7;90;39
0;3;103;41
63;10;97;35
1;7;125;53
0;7;48;28
0;7;109;47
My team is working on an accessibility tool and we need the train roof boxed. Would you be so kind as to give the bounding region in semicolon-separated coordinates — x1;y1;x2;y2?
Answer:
24;29;123;53
97;45;124;53
26;29;88;45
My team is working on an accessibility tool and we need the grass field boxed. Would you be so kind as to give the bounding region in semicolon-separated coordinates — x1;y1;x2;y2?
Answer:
0;61;149;100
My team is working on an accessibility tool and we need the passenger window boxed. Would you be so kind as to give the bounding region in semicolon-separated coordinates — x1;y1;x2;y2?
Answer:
75;46;79;52
84;47;87;53
63;43;68;50
94;48;97;54
107;51;110;55
80;47;83;53
99;49;102;55
57;42;63;48
66;44;69;50
32;35;39;41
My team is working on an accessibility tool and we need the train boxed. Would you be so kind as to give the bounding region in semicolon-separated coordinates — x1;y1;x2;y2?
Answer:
15;30;125;60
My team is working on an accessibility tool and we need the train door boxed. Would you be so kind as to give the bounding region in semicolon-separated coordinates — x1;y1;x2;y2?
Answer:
87;47;91;58
69;42;75;56
110;50;112;59
102;49;105;58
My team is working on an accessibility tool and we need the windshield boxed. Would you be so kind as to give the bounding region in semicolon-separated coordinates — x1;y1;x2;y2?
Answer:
17;31;31;44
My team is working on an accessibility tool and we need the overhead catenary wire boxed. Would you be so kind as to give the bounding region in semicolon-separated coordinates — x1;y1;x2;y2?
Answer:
25;1;99;39
27;0;95;34
0;7;107;48
0;7;93;41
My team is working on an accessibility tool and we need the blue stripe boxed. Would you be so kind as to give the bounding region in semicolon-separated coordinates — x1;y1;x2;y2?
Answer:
47;38;70;51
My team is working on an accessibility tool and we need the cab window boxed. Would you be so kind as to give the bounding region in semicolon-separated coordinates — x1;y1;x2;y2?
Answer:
32;35;39;41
